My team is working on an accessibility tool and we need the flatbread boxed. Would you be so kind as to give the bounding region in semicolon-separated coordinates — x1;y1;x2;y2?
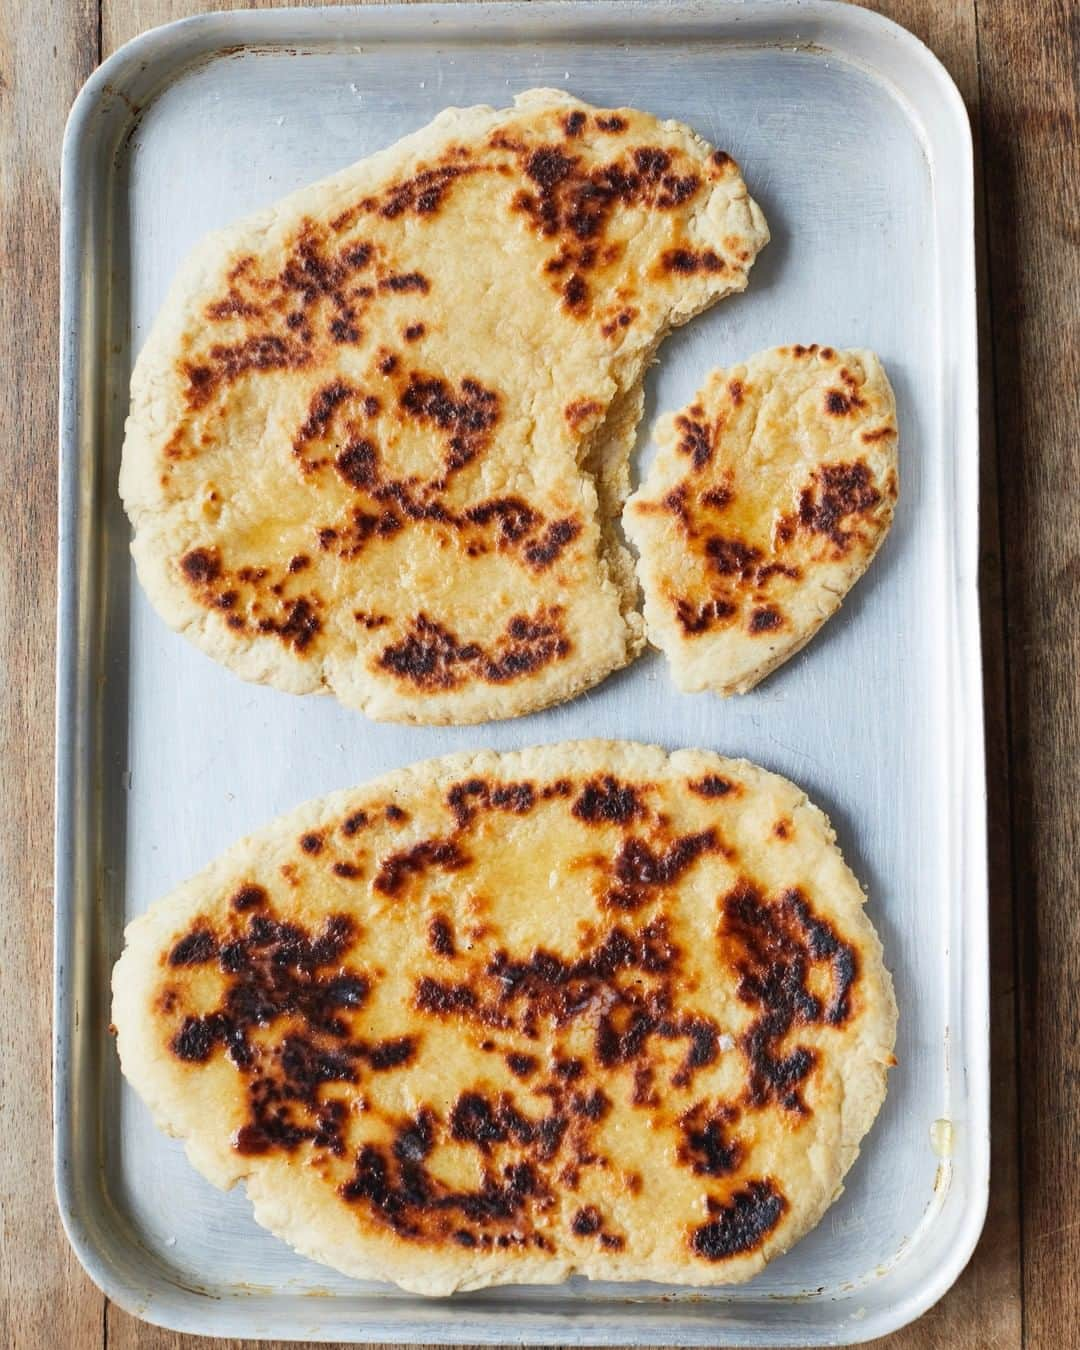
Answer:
113;741;896;1295
624;346;898;695
121;91;768;723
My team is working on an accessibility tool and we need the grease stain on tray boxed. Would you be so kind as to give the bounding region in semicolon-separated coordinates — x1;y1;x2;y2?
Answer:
930;1117;954;1158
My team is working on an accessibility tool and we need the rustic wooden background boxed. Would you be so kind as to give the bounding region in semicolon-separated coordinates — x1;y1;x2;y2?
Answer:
1;0;1076;1345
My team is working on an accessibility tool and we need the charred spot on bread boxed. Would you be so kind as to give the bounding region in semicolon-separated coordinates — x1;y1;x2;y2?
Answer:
506;1051;539;1078
377;609;572;692
797;460;883;550
660;248;726;275
168;927;217;967
674;597;738;635
522;519;581;570
564;398;603;427
180;547;221;585
428;914;457;958
373;838;469;897
572;776;645;826
607;830;720;907
720;880;858;1112
824;388;861;416
230;883;268;912
165;908;382;1164
688;774;737;799
676;414;712;469
447;777;538;829
690;1179;786;1260
748;606;783;635
379;271;430;294
678;1101;743;1176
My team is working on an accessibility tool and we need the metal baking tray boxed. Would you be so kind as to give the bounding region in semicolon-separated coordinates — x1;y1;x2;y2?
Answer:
56;1;985;1343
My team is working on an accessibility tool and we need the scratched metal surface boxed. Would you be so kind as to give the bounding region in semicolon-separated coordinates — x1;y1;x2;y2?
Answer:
55;2;986;1343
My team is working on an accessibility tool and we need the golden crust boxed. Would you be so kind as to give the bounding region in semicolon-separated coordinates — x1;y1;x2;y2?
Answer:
112;741;896;1295
121;91;768;723
624;346;898;695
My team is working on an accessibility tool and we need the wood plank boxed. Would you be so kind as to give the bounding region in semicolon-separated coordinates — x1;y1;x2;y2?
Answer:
103;0;295;58
0;0;106;1348
974;2;1080;1349
94;2;1018;1348
107;1331;360;1350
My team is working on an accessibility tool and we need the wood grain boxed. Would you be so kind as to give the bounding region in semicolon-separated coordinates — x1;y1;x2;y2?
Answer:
2;0;1067;1344
975;1;1080;1347
0;0;106;1346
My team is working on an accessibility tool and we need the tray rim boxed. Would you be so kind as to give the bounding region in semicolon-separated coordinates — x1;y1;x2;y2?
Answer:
55;1;987;1343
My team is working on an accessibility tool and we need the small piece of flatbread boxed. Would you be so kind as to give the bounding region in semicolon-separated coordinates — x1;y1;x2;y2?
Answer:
120;91;768;723
624;345;899;695
113;740;896;1295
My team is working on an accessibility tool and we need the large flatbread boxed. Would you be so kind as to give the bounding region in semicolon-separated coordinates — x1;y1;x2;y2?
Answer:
113;741;896;1294
624;346;898;695
121;91;768;723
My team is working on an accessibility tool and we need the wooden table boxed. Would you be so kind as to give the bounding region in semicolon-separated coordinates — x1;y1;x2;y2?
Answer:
1;0;1075;1345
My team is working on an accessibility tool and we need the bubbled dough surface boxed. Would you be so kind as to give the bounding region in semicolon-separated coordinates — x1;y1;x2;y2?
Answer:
113;741;896;1295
